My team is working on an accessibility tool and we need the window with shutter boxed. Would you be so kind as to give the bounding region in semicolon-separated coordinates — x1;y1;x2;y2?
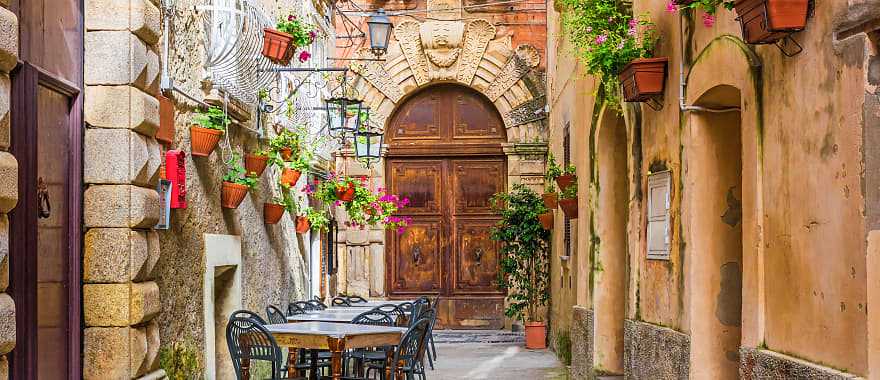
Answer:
646;171;671;259
563;123;572;258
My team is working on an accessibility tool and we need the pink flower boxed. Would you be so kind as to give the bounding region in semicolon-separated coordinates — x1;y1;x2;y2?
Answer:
288;15;294;21
298;50;311;63
628;19;638;28
595;34;607;45
628;27;637;36
617;41;625;49
666;1;678;13
702;13;715;27
334;200;342;206
308;30;317;39
396;227;406;235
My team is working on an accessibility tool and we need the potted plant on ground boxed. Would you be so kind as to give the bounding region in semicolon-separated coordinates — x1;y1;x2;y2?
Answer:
560;0;663;106
190;106;229;157
558;182;579;219
221;154;258;209
490;184;551;349
262;14;318;65
245;149;270;177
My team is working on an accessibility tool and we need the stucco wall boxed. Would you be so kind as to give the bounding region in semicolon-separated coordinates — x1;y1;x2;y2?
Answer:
547;0;878;378
0;2;17;379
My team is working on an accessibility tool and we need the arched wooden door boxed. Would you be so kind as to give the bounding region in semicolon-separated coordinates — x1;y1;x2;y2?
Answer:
385;84;507;329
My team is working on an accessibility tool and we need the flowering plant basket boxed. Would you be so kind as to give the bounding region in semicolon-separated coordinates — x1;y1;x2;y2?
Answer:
262;14;318;65
312;173;411;233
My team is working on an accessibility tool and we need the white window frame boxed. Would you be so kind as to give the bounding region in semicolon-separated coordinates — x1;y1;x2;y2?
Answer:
646;171;671;260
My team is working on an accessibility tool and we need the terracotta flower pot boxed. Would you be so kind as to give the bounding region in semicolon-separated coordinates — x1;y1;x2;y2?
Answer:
190;125;223;157
734;0;809;44
525;321;547;349
263;203;285;224
279;147;293;161
336;184;356;202
262;28;295;65
555;174;576;191
559;198;578;219
542;192;558;209
619;57;668;103
245;154;269;177
295;216;311;233
221;182;249;209
280;169;302;187
538;212;554;230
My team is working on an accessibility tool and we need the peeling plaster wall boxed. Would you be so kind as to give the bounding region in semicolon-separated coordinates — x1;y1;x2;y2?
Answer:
547;0;876;378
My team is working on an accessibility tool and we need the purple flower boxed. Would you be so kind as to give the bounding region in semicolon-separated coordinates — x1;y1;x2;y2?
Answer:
308;30;317;39
666;1;678;13
396;227;406;235
628;19;637;28
334;200;342;206
298;50;311;63
595;34;607;44
628;27;637;36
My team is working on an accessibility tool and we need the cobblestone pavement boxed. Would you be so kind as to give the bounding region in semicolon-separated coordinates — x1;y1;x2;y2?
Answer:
428;332;568;380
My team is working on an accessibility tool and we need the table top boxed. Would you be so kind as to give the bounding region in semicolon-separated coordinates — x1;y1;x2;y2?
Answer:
287;313;361;323
335;300;412;308
265;322;408;349
266;322;407;337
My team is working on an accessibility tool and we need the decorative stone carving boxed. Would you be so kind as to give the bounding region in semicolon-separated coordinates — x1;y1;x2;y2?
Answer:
486;45;541;101
427;0;461;21
421;22;464;68
456;19;496;85
351;61;404;103
504;95;547;128
394;21;431;86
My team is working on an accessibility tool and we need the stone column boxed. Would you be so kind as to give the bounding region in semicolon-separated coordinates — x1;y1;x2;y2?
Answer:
503;142;548;192
82;0;163;378
0;3;18;378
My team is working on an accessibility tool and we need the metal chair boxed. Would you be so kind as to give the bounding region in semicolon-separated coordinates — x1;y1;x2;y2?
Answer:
232;310;267;325
306;299;327;310
226;316;306;380
292;300;316;312
351;310;395;326
428;297;440;364
347;295;368;304
266;305;288;324
367;317;432;380
288;302;307;316
372;304;405;321
331;297;352;307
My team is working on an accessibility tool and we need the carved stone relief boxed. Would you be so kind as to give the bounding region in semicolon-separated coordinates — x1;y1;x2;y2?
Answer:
485;45;541;101
421;21;465;80
352;60;404;103
457;20;496;85
394;21;431;86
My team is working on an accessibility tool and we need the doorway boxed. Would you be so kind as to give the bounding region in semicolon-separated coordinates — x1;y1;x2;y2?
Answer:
9;64;83;379
685;85;743;379
385;85;507;329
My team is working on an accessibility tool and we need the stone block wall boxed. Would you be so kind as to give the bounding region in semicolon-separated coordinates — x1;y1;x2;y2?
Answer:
82;0;164;378
0;2;16;378
623;319;689;380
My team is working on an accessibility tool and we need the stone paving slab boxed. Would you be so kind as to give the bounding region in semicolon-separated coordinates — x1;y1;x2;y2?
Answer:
432;342;568;379
433;329;525;344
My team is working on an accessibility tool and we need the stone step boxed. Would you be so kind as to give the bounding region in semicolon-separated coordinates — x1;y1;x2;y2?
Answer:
432;329;525;344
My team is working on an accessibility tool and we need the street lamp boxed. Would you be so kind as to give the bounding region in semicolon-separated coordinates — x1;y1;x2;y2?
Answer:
367;9;393;56
353;119;384;167
324;96;364;139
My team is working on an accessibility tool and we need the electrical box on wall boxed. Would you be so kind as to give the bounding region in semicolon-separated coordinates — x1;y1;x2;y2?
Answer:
165;150;188;209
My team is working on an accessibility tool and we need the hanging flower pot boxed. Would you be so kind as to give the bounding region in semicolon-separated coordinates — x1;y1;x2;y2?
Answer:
221;182;249;209
190;125;223;157
559;198;578;219
295;216;311;233
542;192;558;209
279;147;293;161
262;28;295;65
245;154;269;177
538;212;554;230
734;0;809;44
336;183;356;202
619;57;668;102
263;203;285;224
555;175;576;191
280;169;302;187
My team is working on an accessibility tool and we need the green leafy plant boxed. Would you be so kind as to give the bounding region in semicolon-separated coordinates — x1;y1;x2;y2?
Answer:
561;182;579;199
302;207;330;231
313;173;411;232
269;128;302;152
563;164;577;176
490;184;550;323
223;153;258;188
159;341;202;380
555;331;573;365
670;0;734;22
546;153;562;180
560;0;659;106
276;14;318;48
193;106;230;131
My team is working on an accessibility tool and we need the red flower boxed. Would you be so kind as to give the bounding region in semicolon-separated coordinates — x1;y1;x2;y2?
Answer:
287;15;294;21
298;50;311;63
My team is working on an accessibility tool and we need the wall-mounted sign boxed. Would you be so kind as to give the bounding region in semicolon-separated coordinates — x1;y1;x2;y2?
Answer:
155;179;172;230
165;150;187;208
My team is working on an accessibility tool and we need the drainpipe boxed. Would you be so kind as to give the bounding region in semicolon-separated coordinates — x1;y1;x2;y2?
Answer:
678;12;741;114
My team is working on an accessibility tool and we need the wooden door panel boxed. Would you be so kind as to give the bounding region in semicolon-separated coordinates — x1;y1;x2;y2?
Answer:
389;220;443;294
388;94;441;141
452;219;502;294
451;159;505;215
388;160;443;215
452;93;505;140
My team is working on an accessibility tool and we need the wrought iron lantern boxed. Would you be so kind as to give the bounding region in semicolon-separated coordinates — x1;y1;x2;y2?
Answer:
367;9;393;56
353;118;384;167
324;96;364;139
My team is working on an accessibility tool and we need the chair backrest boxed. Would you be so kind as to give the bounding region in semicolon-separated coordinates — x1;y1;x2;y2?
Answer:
351;310;395;326
226;317;284;380
347;295;368;303
231;310;267;325
307;299;327;310
265;305;287;324
397;301;414;314
292;300;315;311
390;318;431;376
373;303;405;317
288;302;307;315
415;296;430;308
331;297;352;307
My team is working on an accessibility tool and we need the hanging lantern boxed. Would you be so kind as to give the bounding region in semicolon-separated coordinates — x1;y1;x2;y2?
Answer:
324;96;364;139
354;119;384;167
367;9;393;56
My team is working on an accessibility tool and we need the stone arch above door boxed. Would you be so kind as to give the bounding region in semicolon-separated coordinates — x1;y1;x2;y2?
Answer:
349;18;547;145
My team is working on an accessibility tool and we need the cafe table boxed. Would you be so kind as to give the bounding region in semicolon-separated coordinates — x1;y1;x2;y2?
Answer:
264;322;408;380
287;312;363;323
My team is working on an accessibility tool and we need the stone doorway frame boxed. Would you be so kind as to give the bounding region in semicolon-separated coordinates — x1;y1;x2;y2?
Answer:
202;234;242;380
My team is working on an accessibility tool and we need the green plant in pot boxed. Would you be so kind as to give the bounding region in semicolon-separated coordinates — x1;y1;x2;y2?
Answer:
269;128;302;161
245;148;270;177
558;181;579;219
191;106;229;157
555;164;577;191
221;153;258;209
297;206;330;233
543;153;560;210
264;191;294;225
490;184;551;349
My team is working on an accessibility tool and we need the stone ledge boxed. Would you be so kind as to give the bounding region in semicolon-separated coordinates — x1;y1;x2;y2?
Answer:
130;281;159;325
623;319;689;380
739;348;862;380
